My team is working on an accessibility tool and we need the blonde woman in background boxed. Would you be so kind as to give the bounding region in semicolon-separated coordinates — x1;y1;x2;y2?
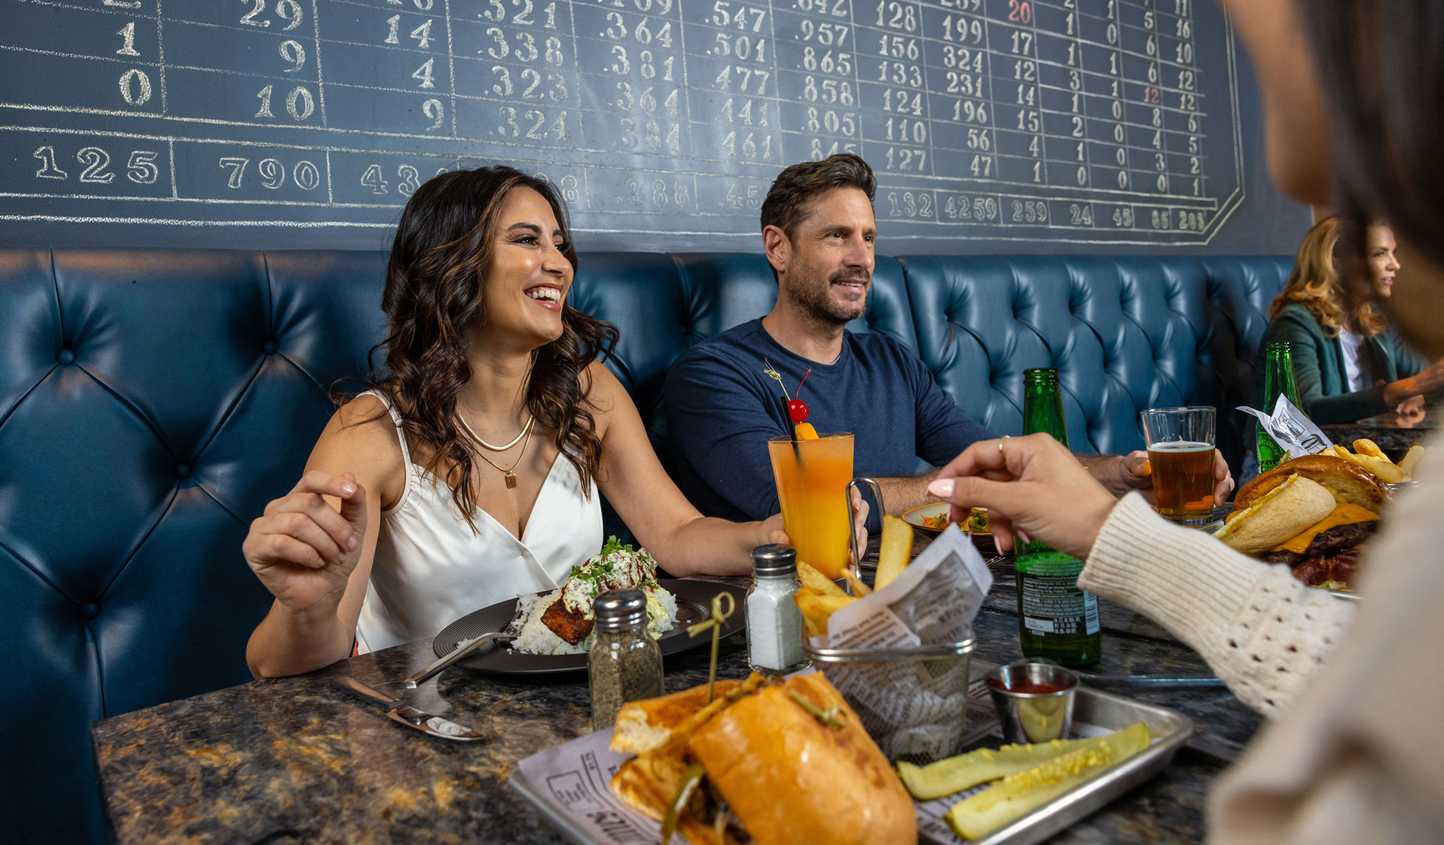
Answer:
1261;216;1443;424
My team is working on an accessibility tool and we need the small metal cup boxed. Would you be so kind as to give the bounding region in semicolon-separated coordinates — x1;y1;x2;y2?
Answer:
987;661;1079;744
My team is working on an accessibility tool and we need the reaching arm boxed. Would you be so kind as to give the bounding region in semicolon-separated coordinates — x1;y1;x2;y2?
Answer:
244;396;402;678
923;434;1354;717
1081;494;1351;717
594;363;782;576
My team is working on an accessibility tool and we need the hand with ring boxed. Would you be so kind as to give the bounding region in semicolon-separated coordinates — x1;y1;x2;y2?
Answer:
927;434;1118;558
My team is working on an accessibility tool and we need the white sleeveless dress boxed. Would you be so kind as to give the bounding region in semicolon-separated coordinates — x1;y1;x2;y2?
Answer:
353;391;604;653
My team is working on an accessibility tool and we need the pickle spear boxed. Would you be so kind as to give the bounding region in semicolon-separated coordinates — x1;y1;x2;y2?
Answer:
898;729;1134;800
946;722;1151;840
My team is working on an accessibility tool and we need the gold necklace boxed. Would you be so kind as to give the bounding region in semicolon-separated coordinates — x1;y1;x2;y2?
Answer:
459;414;534;489
457;411;535;451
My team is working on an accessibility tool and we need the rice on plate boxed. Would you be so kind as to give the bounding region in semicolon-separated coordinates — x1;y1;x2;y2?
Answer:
511;537;677;655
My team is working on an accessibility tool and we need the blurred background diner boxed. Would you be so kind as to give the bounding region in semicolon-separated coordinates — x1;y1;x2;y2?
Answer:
1261;216;1444;426
2;1;1438;843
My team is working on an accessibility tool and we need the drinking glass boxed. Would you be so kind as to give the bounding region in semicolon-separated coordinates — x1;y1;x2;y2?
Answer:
1139;406;1216;525
767;434;855;579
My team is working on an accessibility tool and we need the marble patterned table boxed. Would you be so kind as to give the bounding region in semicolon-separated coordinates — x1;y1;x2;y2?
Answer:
93;565;1261;843
1320;410;1437;457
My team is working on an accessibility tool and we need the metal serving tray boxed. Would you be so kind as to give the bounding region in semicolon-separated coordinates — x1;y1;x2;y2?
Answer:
509;665;1193;845
914;661;1195;845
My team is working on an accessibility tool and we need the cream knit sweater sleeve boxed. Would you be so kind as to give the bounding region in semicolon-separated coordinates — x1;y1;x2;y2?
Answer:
1079;493;1355;718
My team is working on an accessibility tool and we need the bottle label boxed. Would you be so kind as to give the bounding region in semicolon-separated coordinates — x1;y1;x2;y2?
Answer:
1020;573;1099;636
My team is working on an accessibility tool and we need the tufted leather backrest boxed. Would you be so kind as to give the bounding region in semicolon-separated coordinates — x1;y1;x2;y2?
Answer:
0;249;1285;843
901;254;1291;461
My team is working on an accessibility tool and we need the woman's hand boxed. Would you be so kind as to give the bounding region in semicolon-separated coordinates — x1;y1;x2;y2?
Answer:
243;471;368;615
1393;394;1427;427
926;434;1118;558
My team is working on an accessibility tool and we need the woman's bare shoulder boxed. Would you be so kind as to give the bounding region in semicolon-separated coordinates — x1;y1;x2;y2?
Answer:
310;393;408;506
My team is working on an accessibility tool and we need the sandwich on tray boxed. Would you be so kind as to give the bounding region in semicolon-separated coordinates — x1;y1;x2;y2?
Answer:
608;673;917;845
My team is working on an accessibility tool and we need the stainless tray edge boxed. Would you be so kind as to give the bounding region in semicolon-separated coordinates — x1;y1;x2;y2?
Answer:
951;685;1196;845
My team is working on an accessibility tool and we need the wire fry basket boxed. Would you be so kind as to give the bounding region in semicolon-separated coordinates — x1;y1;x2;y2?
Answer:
806;635;975;764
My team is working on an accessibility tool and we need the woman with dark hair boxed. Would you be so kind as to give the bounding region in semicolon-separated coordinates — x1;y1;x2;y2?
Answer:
240;167;811;677
1261;215;1441;423
927;0;1444;838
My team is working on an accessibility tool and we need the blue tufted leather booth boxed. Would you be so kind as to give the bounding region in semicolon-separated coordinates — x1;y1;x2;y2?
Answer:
0;249;1288;843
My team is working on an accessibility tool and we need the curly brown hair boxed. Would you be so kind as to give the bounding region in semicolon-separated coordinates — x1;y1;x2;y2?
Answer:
1269;216;1386;337
365;166;617;532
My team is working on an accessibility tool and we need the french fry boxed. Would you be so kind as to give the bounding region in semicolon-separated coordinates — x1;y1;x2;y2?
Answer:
798;561;846;597
842;568;872;596
1399;445;1426;479
794;592;856;637
1353;452;1407;483
1353;438;1389;461
875;515;914;590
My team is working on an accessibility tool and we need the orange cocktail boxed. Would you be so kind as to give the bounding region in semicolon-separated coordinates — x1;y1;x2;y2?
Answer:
768;433;854;578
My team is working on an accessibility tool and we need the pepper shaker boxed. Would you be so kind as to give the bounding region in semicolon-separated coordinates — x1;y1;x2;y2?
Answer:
588;589;664;731
746;544;809;674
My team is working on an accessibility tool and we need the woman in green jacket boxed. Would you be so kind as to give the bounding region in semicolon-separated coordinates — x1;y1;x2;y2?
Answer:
1260;216;1444;424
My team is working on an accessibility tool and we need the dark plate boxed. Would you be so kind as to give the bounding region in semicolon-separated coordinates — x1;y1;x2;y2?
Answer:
431;579;747;676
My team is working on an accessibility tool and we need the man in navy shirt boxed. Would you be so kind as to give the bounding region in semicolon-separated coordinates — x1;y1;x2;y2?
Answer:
662;154;1231;524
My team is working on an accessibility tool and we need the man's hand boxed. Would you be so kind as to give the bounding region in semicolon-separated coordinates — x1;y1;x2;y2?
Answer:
1087;450;1234;506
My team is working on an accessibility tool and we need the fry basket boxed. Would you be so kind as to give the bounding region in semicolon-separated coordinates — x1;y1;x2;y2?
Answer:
805;635;975;764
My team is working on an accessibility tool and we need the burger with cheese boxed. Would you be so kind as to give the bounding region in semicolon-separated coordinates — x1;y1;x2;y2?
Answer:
608;673;917;845
1215;454;1386;590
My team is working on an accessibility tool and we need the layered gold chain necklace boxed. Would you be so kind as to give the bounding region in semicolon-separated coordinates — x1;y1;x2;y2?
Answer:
457;412;535;489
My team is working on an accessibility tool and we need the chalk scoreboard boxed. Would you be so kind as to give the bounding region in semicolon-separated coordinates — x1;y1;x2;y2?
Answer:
0;0;1244;248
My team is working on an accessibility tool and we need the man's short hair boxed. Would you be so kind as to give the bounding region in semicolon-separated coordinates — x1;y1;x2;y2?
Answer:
759;154;876;238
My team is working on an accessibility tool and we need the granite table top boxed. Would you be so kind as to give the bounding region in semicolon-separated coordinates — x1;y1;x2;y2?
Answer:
94;572;1261;844
1320;410;1437;456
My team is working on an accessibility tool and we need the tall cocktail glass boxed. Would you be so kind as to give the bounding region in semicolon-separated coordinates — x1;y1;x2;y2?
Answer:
768;433;855;579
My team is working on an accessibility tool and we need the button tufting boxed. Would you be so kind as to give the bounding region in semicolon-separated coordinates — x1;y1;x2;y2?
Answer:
80;603;98;620
176;463;191;479
57;349;75;365
262;339;278;355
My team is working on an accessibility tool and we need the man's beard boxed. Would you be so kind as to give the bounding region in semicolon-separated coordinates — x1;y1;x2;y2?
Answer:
785;268;870;326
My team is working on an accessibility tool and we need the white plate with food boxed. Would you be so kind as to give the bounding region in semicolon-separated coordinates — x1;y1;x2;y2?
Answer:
430;540;745;675
903;502;991;536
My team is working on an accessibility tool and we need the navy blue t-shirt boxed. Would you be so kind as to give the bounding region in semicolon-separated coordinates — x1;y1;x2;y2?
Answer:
661;319;993;524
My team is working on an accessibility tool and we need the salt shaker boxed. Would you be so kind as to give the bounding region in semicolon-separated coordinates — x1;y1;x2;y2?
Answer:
746;544;808;674
588;589;664;731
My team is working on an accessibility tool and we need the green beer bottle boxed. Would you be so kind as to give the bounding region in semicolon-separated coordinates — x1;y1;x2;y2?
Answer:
1013;368;1102;668
1257;341;1302;473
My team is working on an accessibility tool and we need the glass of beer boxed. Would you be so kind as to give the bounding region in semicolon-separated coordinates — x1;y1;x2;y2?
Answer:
767;433;855;579
1140;407;1216;525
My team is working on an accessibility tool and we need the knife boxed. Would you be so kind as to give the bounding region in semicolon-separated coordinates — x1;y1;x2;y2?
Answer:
333;675;485;742
1073;671;1226;690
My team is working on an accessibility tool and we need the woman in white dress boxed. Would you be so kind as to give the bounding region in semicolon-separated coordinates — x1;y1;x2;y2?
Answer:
242;167;815;677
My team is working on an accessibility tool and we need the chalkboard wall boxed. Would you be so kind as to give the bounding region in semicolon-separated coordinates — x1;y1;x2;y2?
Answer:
0;0;1307;254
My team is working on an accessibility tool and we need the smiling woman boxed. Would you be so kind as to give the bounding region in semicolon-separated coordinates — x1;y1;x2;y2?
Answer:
240;166;805;679
1258;216;1444;424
